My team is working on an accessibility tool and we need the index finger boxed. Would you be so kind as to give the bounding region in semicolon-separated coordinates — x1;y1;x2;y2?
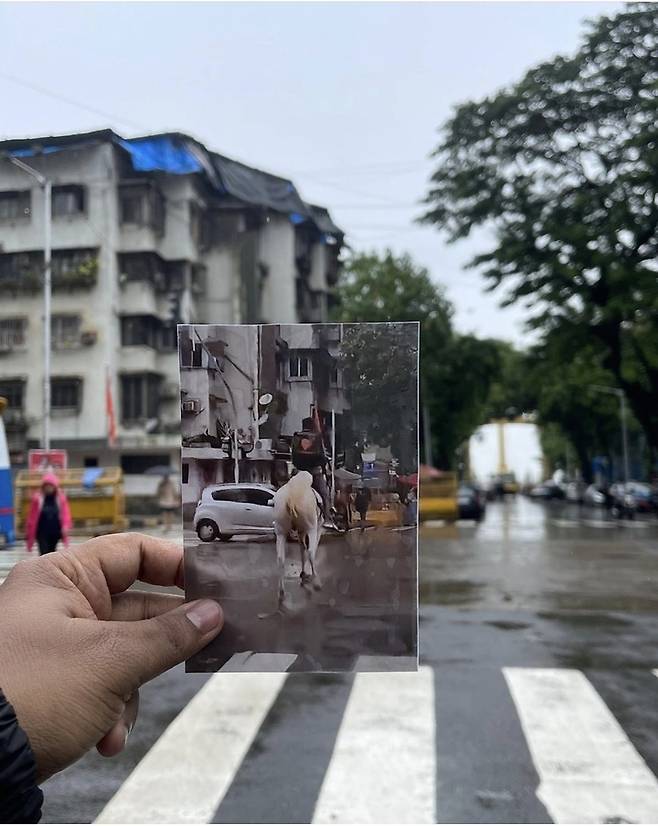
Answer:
63;532;185;595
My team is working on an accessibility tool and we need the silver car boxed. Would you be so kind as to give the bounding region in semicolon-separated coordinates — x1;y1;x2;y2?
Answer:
193;483;276;542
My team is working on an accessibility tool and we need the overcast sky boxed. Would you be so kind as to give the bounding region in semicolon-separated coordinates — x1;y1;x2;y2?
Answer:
0;1;621;344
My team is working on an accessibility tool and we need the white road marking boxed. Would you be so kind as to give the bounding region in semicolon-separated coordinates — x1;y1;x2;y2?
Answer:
653;669;658;680
95;672;287;824
504;667;658;823
313;664;435;824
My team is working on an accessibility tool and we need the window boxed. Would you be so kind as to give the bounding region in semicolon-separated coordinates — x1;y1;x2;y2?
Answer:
160;324;178;350
182;463;189;485
0;318;27;349
0;191;30;221
84;457;99;468
289;354;309;379
179;337;203;368
212;489;247;503
120;454;169;474
0;252;42;289
0;379;25;409
52;185;85;217
51;249;97;284
51;315;81;349
245;488;274;507
51;377;81;411
119;183;165;234
118;252;165;286
121;374;161;421
121;316;159;348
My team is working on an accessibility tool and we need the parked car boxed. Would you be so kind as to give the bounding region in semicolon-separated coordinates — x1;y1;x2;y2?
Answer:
529;481;565;499
565;482;585;504
457;484;486;520
608;481;653;518
194;483;276;541
583;484;606;506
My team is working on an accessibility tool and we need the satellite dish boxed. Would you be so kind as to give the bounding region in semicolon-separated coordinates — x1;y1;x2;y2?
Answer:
259;393;273;406
257;413;269;426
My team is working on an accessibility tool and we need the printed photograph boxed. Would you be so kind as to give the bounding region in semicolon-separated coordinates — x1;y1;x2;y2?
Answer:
179;322;418;672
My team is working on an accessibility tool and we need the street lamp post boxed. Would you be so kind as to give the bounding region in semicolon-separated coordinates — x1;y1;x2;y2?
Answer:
590;385;630;483
6;156;52;450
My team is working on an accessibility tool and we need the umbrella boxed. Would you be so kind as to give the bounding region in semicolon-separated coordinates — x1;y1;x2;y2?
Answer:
419;464;442;480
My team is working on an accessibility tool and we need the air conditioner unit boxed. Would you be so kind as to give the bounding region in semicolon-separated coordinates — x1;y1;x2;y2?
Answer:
80;329;98;346
181;399;201;414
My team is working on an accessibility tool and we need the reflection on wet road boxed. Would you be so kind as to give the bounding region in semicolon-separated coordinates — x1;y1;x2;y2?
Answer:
185;526;417;672
421;496;658;613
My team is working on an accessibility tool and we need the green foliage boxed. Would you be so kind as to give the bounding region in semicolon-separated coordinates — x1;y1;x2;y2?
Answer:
334;249;503;468
340;322;419;472
422;3;658;457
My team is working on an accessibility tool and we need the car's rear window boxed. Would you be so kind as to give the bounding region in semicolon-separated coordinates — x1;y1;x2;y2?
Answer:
211;489;247;502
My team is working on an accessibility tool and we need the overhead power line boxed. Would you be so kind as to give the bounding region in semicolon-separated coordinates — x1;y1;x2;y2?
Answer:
0;71;147;132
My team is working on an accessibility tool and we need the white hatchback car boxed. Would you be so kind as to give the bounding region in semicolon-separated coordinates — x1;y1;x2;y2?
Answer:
193;483;276;542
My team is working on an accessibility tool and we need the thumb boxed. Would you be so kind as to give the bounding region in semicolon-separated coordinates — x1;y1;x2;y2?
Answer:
110;599;223;691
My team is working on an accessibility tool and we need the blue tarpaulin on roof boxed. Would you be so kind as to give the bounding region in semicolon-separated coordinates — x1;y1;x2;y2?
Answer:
117;136;203;175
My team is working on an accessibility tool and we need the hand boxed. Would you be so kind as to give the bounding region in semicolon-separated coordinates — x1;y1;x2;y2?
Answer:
0;533;223;782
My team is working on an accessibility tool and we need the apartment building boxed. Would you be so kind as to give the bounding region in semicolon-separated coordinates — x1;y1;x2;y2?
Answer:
178;323;352;515
0;130;343;472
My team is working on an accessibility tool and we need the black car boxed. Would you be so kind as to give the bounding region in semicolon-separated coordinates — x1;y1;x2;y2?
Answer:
458;484;486;520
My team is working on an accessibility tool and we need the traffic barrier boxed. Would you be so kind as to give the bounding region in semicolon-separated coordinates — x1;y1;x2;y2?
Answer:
14;467;128;536
419;473;458;522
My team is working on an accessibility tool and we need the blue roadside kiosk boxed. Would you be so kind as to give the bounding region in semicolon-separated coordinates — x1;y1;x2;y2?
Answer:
0;398;15;546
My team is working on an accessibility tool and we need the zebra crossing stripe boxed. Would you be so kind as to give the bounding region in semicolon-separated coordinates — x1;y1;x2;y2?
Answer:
504;667;658;823
95;672;287;824
312;665;436;824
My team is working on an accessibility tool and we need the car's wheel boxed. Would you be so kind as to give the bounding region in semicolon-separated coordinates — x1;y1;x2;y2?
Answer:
197;519;220;542
218;533;233;542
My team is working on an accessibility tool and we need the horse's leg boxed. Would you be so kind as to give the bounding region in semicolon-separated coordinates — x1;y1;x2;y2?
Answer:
276;528;287;605
299;535;307;584
310;518;323;591
258;526;288;619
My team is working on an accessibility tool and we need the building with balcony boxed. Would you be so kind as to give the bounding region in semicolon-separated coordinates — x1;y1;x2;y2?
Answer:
0;130;343;476
178;323;352;515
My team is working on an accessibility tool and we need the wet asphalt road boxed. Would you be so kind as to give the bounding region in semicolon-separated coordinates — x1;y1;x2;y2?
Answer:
185;526;417;672
40;498;658;823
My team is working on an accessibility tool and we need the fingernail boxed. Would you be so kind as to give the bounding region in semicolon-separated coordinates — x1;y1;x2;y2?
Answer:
185;599;222;633
123;725;130;749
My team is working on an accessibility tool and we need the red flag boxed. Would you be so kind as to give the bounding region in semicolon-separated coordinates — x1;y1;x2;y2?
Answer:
106;369;117;448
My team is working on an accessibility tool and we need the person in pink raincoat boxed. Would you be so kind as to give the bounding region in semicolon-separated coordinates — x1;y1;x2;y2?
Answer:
25;472;72;554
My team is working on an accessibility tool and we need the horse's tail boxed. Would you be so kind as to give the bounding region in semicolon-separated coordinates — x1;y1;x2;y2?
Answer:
286;501;299;521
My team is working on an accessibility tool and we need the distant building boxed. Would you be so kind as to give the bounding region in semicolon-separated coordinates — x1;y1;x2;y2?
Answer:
0;130;343;474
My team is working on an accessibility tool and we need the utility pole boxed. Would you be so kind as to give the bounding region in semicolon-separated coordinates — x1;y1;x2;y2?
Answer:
590;385;630;484
6;156;52;450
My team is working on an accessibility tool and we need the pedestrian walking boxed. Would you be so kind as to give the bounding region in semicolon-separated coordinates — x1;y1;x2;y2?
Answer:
156;475;179;532
25;472;72;555
354;483;371;532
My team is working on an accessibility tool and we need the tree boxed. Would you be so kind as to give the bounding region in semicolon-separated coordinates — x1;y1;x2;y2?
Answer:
340;323;419;473
334;250;503;468
421;3;658;462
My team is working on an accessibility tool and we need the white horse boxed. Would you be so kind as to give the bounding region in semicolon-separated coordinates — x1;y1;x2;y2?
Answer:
272;470;323;607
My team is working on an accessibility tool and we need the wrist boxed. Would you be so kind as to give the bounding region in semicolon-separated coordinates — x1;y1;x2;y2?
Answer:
0;689;43;822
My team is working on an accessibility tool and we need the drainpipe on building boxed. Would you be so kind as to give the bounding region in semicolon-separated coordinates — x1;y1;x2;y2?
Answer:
6;157;52;449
